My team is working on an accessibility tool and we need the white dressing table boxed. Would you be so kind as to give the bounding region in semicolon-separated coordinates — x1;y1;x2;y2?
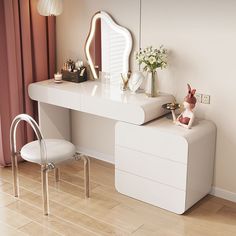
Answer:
28;79;174;140
28;79;216;214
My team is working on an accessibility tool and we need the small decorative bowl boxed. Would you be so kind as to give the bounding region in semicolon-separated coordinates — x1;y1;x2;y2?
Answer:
162;102;180;111
162;102;181;122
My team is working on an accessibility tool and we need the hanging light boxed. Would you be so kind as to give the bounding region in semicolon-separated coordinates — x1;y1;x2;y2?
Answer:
37;0;63;16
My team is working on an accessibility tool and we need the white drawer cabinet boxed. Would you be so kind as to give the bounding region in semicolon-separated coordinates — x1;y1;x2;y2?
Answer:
115;117;216;214
115;146;187;190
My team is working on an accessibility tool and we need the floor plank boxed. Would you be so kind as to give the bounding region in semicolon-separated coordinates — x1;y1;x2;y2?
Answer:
0;221;27;236
18;221;62;236
1;159;236;236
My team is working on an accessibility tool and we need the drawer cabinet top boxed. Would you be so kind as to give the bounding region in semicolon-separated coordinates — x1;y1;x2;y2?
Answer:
115;117;216;163
116;117;216;143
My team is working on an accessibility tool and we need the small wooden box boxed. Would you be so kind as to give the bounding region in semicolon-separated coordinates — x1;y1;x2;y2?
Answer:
62;67;87;83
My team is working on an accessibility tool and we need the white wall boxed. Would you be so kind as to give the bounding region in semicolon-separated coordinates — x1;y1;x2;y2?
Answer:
141;0;236;195
57;0;236;196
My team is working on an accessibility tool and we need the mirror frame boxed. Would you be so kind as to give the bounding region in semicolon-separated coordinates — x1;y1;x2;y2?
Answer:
85;11;133;79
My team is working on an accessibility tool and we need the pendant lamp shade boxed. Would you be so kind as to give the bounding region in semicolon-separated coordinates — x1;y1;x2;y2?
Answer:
37;0;63;16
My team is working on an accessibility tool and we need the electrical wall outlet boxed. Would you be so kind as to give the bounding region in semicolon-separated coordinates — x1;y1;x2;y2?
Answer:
202;94;211;104
194;92;211;104
195;93;202;103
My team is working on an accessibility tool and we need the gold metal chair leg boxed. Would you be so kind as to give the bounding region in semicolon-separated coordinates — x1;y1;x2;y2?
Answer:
82;155;90;198
41;164;49;215
54;167;60;182
11;153;19;197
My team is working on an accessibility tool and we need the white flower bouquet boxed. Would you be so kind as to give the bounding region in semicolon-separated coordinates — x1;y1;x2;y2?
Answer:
135;45;168;72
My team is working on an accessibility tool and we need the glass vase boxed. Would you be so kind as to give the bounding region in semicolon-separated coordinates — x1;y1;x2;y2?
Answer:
145;71;157;97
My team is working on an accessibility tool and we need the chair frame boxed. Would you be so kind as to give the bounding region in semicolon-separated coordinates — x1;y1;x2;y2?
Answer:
10;114;90;215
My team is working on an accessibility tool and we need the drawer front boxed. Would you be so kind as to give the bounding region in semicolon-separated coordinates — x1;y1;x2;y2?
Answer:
115;146;187;190
115;122;188;163
115;169;186;214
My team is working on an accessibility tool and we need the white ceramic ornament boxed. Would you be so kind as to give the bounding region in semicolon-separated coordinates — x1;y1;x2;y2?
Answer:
128;71;144;93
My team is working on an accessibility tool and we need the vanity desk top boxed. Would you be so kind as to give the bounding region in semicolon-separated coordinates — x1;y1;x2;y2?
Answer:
29;79;174;125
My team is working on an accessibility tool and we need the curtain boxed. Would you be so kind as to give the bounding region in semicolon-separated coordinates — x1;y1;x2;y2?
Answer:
0;0;56;166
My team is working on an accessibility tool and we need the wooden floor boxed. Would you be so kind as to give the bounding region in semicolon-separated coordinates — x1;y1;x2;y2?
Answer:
0;159;236;236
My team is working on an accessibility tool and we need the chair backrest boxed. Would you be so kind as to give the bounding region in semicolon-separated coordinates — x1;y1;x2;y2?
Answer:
10;114;48;164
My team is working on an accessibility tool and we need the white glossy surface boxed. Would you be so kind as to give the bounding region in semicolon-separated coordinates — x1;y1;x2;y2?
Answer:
29;79;174;125
115;146;187;190
115;117;216;214
116;121;188;164
38;102;71;140
115;169;186;214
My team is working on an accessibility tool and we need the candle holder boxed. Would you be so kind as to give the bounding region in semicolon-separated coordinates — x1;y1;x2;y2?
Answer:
54;72;63;83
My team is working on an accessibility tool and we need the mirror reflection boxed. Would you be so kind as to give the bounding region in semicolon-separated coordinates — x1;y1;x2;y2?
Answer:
85;11;132;82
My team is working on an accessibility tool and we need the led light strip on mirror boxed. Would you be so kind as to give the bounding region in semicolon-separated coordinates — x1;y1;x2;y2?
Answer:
85;11;132;80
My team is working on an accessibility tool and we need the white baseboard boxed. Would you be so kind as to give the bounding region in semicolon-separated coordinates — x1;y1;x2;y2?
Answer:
211;187;236;203
76;146;114;164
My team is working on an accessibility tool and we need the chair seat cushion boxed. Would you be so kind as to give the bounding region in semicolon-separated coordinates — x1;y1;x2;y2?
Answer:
21;139;76;164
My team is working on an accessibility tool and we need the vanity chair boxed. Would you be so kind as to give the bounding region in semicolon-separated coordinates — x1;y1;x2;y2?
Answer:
10;114;90;215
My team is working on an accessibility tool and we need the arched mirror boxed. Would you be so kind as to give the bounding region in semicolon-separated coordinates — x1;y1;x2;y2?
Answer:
85;11;132;82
